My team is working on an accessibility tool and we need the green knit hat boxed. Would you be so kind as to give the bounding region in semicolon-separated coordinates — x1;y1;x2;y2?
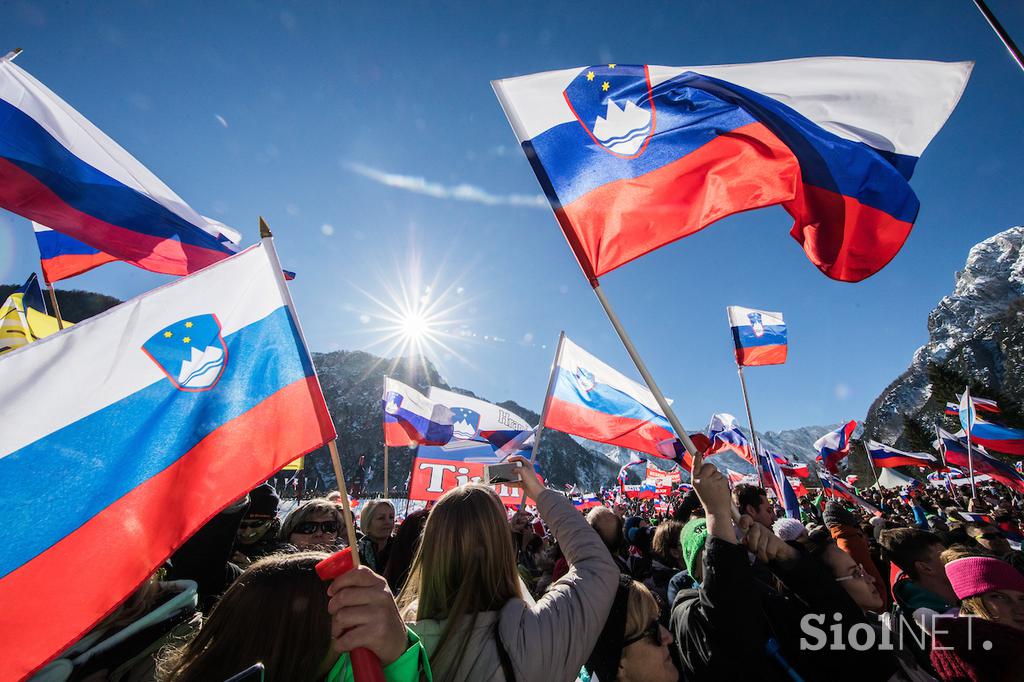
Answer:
680;517;709;577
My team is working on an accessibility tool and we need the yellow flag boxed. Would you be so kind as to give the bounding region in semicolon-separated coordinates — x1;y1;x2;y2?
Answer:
281;456;305;471
0;292;71;355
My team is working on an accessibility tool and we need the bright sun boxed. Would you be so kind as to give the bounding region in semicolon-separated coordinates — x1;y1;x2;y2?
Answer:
400;311;430;340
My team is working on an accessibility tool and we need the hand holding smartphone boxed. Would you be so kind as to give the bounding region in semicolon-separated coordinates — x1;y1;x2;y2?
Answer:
484;461;523;485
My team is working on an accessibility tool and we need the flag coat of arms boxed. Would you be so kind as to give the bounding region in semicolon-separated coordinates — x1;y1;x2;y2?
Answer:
493;57;971;283
0;243;335;679
727;306;787;366
0;59;240;275
381;377;454;447
543;336;681;462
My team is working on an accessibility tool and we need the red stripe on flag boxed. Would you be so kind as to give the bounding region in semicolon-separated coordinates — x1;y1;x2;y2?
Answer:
544;395;675;459
0;376;334;680
557;122;799;278
735;344;788;367
0;158;229;276
787;183;915;283
384;420;417;447
41;252;120;283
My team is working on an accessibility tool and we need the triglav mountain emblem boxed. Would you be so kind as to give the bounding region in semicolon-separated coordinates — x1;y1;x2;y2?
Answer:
564;64;655;158
142;314;228;392
748;312;765;338
451;407;482;440
574;366;597;394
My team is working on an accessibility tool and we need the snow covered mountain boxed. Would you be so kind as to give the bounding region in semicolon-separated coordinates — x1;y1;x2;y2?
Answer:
864;226;1024;447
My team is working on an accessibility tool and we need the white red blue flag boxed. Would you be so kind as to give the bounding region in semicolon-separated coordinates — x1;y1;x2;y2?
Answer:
706;413;756;465
814;421;857;473
544;336;686;465
758;451;800;519
0;243;335;679
32;222;119;283
936;428;1024;493
865;440;939;469
819;471;882;516
381;378;454;447
0;58;241;275
768;450;809;478
959;387;977;436
493;57;971;284
727;306;787;366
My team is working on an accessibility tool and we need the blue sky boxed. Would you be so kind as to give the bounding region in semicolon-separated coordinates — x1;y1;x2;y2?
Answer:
2;1;1023;432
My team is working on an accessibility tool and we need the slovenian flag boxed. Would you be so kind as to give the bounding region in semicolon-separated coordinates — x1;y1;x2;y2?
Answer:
32;222;119;283
727;306;787;366
936;428;1024;494
962;416;1024;457
381;377;454;447
492;58;971;284
758;450;800;519
543;336;686;465
706;413;756;465
865;440;940;469
0;57;241;275
0;243;335;679
820;471;882;516
814;421;857;473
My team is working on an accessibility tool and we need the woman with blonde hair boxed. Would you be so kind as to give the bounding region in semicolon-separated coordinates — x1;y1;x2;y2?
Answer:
390;455;618;681
358;499;396;572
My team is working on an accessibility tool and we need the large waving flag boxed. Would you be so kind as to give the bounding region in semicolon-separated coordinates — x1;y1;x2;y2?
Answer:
492;57;971;283
0;58;241;275
381;378;454;447
0;243;335;679
936;428;1024;493
0;273;67;354
963;417;1024;456
543;336;686;464
814;420;857;473
727;306;787;366
32;221;119;283
865;440;940;469
706;413;756;465
429;386;535;454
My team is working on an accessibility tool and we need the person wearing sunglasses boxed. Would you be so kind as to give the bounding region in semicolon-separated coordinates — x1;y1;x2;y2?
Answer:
581;575;679;682
280;499;346;551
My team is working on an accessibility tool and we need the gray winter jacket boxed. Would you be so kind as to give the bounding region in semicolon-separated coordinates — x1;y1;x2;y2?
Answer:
411;489;618;682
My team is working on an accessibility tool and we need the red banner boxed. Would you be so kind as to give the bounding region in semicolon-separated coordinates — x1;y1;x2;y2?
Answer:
408;456;537;506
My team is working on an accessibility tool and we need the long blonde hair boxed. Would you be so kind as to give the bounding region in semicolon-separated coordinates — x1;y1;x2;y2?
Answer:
398;484;521;671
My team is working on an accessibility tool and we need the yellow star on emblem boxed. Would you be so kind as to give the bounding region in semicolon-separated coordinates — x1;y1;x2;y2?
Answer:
608;63;616;69
602;81;610;92
185;321;194;328
586;71;595;82
182;336;192;344
163;331;173;338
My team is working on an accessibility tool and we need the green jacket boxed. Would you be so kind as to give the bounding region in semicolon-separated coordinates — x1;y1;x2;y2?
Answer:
326;628;431;682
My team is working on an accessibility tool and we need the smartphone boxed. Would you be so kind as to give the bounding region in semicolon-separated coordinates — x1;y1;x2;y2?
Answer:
484;462;523;485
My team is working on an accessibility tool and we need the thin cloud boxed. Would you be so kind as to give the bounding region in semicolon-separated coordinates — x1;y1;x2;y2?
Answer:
344;161;547;209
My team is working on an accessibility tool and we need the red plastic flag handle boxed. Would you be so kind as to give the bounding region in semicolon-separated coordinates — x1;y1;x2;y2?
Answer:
316;548;386;682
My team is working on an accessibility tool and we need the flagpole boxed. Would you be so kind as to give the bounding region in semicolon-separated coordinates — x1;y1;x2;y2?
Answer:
862;440;881;490
973;0;1024;74
383;444;389;498
1;48;22;62
736;365;764;484
963;386;978;499
519;330;565;509
591;285;704;471
43;280;65;330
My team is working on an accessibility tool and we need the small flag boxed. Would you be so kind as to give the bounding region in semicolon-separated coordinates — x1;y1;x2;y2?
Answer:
814;421;857;473
819;470;882;516
0;273;68;354
768;450;809;478
759;450;800;519
865;440;939;469
32;222;120;283
958;387;976;436
618;454;647;484
706;413;756;465
543;336;682;462
381;378;454;447
727;306;787;366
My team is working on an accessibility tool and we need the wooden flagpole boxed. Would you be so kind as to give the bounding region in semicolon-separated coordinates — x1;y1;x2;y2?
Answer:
518;330;565;509
862;440;881;490
44;280;65;330
590;285;706;475
963;386;978;499
736;365;764;484
383;445;389;498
